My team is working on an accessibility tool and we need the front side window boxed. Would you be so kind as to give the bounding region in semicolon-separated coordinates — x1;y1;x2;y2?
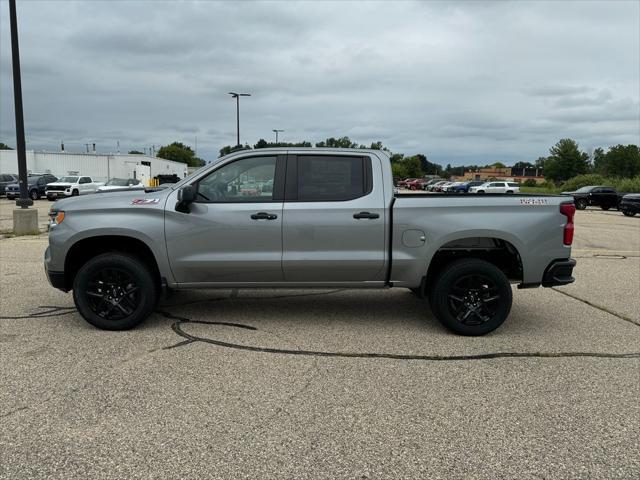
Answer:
196;156;277;202
297;155;369;201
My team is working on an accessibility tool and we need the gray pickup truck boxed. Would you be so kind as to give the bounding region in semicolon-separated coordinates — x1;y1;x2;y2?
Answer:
45;148;576;335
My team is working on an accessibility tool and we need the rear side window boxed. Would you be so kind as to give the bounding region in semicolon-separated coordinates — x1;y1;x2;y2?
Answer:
508;182;519;187
295;155;371;201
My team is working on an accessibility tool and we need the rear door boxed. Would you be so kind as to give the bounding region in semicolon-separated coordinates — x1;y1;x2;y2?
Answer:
281;154;386;282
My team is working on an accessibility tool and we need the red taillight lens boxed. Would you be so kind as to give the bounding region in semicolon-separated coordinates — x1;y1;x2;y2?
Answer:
560;203;576;245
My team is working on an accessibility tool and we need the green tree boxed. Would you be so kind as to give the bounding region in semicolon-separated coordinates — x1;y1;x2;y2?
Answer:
219;144;251;157
254;139;312;149
315;136;358;148
594;144;640;177
543;139;590;183
157;142;205;167
491;162;507;168
128;150;143;154
0;142;12;150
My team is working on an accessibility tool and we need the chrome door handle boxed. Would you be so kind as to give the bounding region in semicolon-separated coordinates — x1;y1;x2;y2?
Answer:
251;212;278;220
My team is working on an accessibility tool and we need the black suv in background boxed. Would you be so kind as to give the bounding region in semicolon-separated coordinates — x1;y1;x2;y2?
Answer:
618;194;640;217
5;173;58;200
0;173;19;196
562;185;624;210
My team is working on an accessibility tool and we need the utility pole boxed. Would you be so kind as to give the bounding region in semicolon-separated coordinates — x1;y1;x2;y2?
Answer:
228;92;251;147
9;0;31;209
9;0;39;234
272;129;284;143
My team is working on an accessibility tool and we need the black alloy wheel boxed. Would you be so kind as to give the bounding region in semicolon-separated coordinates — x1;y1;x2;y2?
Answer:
73;253;158;330
29;189;39;200
72;189;79;196
575;199;587;210
430;259;512;336
622;210;636;217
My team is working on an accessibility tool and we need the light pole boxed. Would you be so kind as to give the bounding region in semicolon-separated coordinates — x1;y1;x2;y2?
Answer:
228;92;250;147
8;0;31;209
272;129;284;144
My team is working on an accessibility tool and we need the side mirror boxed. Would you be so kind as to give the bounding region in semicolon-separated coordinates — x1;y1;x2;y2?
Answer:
176;185;196;213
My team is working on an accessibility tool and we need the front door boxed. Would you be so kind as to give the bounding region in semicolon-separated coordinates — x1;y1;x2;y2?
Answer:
165;155;285;284
281;154;386;283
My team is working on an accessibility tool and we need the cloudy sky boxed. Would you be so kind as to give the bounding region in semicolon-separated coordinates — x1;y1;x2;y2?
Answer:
1;0;638;165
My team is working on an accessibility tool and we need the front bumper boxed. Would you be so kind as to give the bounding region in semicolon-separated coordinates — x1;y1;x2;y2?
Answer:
541;259;576;287
44;246;68;291
46;191;72;199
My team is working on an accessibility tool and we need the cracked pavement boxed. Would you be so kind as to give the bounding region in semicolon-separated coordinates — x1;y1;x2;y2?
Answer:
0;204;638;479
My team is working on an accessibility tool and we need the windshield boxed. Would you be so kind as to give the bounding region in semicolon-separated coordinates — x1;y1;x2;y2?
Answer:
59;176;79;183
575;186;596;193
106;178;130;186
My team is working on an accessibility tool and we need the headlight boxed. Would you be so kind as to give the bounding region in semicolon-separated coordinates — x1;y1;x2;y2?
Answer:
49;209;65;226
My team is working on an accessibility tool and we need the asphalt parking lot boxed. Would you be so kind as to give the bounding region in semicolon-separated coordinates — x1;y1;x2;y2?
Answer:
0;199;638;479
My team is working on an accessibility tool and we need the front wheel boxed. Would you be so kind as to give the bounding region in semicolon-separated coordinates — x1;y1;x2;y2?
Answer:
29;189;40;200
575;199;587;210
506;190;514;194
72;253;158;330
429;259;512;336
72;189;79;196
622;210;636;217
600;205;610;211
476;190;485;194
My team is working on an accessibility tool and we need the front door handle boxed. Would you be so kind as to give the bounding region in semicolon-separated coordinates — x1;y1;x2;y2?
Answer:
251;212;278;220
353;211;379;219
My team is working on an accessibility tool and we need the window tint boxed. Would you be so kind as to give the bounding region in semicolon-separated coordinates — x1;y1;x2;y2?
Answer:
80;177;91;184
602;188;615;193
489;182;501;187
508;182;519;187
197;156;277;202
297;155;369;201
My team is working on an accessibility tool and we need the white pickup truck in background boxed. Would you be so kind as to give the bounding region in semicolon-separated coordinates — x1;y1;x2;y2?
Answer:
45;176;103;200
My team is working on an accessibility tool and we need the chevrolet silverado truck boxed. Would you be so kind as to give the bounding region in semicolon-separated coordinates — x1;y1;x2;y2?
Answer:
45;148;576;336
45;175;102;200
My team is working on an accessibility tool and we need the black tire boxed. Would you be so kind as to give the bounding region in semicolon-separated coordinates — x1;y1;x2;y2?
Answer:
429;259;512;336
506;190;513;194
575;199;587;210
622;210;636;217
600;205;610;211
72;253;158;330
6;195;15;200
477;190;485;194
29;189;40;200
72;189;79;196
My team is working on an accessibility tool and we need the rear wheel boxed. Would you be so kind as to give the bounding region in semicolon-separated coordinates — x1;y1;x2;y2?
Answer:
477;190;485;194
623;210;636;217
575;199;587;210
429;259;512;336
600;205;610;211
72;253;158;330
506;190;513;194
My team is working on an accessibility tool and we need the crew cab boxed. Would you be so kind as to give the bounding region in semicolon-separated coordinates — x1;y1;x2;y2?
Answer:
46;176;102;200
5;173;58;200
45;148;576;336
562;185;624;210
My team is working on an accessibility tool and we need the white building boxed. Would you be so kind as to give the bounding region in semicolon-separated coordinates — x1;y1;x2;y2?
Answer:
0;150;189;185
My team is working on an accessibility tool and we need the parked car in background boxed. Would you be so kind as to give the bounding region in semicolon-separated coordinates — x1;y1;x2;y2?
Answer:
97;178;142;193
451;180;486;193
616;194;639;217
0;173;19;196
406;178;430;190
421;178;442;190
397;178;419;189
46;176;103;200
427;180;449;192
5;173;58;200
442;182;465;193
469;182;520;194
434;181;454;192
562;185;624;211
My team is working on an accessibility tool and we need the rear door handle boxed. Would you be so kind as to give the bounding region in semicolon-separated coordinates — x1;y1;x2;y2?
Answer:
251;212;278;220
353;211;379;219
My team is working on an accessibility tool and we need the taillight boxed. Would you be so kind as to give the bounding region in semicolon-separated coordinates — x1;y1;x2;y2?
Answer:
560;203;576;245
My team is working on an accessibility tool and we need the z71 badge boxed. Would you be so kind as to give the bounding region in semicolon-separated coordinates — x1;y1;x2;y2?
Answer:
519;198;549;205
131;198;160;205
